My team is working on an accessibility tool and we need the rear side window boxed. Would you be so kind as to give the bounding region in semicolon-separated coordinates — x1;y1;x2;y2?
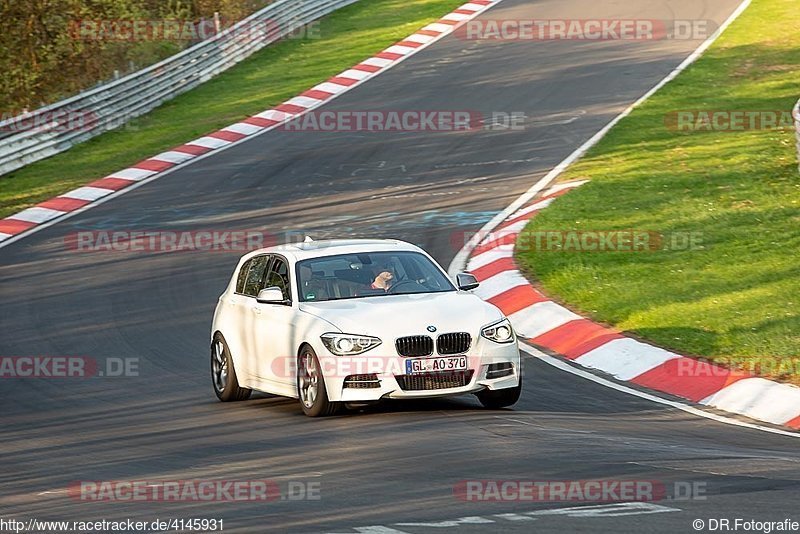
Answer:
243;255;270;297
235;259;252;294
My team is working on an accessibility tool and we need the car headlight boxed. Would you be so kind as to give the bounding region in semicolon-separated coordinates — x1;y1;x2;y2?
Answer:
321;333;382;356
481;318;515;344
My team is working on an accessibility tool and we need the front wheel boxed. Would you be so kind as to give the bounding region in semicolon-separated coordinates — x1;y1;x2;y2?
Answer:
476;377;522;409
211;334;252;402
297;345;340;417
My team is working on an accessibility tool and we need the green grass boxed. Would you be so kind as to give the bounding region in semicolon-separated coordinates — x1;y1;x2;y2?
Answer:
0;0;465;218
516;0;800;384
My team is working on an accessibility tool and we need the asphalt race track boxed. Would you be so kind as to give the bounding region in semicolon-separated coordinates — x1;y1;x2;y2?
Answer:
3;0;800;532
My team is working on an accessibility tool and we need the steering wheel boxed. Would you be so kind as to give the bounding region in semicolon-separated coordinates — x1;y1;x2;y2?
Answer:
388;279;425;293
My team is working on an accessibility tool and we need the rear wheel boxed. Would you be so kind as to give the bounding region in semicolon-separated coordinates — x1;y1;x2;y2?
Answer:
297;345;340;417
476;376;522;409
211;334;252;402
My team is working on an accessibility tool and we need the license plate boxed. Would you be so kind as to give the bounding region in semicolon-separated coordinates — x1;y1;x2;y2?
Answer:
405;356;468;374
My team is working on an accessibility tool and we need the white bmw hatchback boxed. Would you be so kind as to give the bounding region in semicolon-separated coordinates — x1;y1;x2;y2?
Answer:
211;239;521;416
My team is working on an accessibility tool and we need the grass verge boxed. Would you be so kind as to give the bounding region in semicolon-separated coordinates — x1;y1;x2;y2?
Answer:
516;0;800;384
0;0;466;218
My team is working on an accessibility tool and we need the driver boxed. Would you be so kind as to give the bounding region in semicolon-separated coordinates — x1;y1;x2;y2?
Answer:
369;265;394;291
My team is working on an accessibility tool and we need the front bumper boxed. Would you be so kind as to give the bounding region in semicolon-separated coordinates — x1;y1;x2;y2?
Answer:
316;337;521;403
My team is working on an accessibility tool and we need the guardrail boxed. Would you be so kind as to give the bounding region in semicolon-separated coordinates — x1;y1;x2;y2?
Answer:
794;99;800;173
0;0;358;176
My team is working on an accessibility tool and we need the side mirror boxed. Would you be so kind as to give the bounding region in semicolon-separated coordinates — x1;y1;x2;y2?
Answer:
456;272;480;291
257;287;287;304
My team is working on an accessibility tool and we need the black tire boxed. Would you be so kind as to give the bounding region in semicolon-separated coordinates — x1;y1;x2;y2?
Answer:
476;376;522;409
297;345;340;417
211;333;252;402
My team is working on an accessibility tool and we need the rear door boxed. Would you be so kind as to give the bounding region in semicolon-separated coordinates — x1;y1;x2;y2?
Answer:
230;254;270;380
251;255;297;389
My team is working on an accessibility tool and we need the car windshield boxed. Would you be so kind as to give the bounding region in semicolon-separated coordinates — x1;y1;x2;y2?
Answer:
296;251;456;302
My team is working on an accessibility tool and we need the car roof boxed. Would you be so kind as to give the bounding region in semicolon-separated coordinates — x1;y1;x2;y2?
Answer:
243;238;425;262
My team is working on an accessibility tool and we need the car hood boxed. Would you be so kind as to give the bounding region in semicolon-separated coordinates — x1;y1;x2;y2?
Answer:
298;291;504;338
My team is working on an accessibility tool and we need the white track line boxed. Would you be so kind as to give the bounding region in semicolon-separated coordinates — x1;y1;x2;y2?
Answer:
441;0;800;438
521;342;800;439
448;0;754;277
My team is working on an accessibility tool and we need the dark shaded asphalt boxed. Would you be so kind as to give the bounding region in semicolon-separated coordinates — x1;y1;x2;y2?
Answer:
4;0;799;532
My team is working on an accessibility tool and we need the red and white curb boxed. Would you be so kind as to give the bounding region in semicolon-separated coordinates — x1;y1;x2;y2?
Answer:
0;0;503;248
464;179;800;431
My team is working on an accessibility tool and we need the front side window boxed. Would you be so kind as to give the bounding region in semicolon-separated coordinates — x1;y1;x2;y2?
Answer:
262;257;291;301
242;255;270;297
296;251;455;302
